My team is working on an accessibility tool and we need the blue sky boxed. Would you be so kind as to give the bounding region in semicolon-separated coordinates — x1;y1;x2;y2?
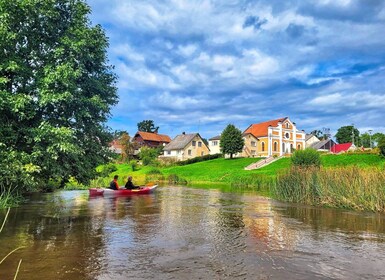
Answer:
87;0;385;139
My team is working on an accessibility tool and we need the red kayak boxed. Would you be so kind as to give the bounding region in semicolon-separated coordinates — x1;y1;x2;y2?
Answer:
89;185;158;196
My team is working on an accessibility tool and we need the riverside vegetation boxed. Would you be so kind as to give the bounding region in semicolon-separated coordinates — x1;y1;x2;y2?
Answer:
91;150;385;212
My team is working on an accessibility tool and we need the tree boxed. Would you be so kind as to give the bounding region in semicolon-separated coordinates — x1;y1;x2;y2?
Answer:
373;133;385;147
0;0;118;190
335;126;360;144
360;132;372;148
119;132;137;162
137;120;159;133
310;130;323;139
220;124;244;159
378;137;385;157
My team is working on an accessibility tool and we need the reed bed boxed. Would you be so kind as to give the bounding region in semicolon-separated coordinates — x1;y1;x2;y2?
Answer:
273;166;385;212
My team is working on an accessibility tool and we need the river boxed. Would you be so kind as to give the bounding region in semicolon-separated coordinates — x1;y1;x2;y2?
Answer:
1;186;385;279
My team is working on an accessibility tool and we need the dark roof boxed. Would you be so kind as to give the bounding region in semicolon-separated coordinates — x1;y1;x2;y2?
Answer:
163;133;199;151
209;135;221;141
310;139;335;150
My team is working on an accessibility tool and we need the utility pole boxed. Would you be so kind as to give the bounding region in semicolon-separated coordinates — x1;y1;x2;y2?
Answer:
368;129;373;149
351;124;355;145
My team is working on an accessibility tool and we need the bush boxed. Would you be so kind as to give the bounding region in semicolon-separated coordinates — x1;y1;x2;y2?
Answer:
129;160;138;171
291;148;321;168
139;147;159;166
99;163;117;177
176;153;222;166
378;138;385;157
167;174;188;185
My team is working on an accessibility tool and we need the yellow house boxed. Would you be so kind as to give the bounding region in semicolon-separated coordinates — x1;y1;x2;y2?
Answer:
242;117;306;157
162;132;210;161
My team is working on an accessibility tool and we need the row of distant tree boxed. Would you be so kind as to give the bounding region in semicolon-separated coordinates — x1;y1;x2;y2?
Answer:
311;126;385;148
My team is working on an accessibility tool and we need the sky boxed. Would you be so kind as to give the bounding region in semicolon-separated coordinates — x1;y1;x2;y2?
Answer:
87;0;385;139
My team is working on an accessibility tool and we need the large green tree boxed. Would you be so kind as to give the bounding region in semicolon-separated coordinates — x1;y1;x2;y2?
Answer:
0;0;117;190
335;125;360;144
137;120;159;133
220;124;244;159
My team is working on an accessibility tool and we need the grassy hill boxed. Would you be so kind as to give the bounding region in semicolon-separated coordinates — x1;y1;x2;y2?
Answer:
104;153;385;187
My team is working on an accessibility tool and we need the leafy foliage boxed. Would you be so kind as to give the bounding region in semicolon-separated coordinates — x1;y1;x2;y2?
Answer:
291;149;321;168
137;120;159;133
335;125;360;144
220;124;244;158
0;0;117;194
176;153;222;166
139;146;159;166
378;137;385;157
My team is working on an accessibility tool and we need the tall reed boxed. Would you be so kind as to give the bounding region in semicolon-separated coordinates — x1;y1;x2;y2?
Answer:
1;208;23;279
272;166;385;212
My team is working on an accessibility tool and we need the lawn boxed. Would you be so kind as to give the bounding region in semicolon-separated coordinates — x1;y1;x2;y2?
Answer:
100;153;385;187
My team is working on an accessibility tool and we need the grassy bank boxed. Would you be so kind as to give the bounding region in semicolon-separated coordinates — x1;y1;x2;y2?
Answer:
85;153;385;212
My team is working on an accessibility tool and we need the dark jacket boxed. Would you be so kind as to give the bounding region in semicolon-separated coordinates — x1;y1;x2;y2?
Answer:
109;180;119;190
125;180;139;190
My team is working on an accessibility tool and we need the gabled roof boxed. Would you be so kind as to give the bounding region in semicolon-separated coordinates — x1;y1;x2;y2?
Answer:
305;134;319;141
135;131;171;143
209;135;221;141
310;139;335;150
163;133;199;151
331;143;353;154
244;117;287;137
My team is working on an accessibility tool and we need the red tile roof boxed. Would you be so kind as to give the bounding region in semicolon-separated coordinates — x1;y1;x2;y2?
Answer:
136;131;171;143
330;143;353;154
244;117;287;137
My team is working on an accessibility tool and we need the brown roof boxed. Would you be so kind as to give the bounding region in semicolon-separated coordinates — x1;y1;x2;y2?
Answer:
135;131;171;143
243;117;287;137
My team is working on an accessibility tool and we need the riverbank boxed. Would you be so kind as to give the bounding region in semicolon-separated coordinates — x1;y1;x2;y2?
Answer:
89;153;385;212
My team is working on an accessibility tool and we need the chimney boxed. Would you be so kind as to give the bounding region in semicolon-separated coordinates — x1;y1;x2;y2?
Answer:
182;132;185;135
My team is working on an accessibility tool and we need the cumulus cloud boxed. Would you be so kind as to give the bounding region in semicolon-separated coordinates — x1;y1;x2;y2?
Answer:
87;0;385;137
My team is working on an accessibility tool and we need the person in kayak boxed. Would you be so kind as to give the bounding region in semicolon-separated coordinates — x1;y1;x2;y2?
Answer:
125;176;141;190
109;175;120;190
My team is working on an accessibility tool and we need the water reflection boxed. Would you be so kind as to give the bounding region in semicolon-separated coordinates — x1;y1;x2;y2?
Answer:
0;187;385;280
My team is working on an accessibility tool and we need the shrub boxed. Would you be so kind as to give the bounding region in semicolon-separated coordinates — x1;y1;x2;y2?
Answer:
139;147;159;166
129;160;138;171
99;163;117;177
167;174;188;185
378;138;385;157
176;153;222;166
291;148;321;168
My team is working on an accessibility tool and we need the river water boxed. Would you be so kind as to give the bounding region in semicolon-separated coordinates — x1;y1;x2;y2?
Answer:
1;186;385;280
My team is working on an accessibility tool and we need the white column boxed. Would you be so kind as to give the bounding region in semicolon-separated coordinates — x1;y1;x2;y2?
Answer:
279;122;283;156
268;128;272;156
293;123;297;151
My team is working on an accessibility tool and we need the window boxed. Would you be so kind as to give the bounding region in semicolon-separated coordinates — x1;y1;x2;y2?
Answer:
297;144;301;150
261;142;265;152
251;141;256;147
167;151;171;155
285;132;290;139
251;150;256;155
273;142;277;152
290;144;293;152
188;150;192;156
192;141;196;146
286;123;289;128
198;141;202;147
213;141;218;146
201;151;204;156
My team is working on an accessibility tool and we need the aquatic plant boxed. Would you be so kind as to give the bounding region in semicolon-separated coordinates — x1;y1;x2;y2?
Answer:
272;166;385;212
1;208;23;279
